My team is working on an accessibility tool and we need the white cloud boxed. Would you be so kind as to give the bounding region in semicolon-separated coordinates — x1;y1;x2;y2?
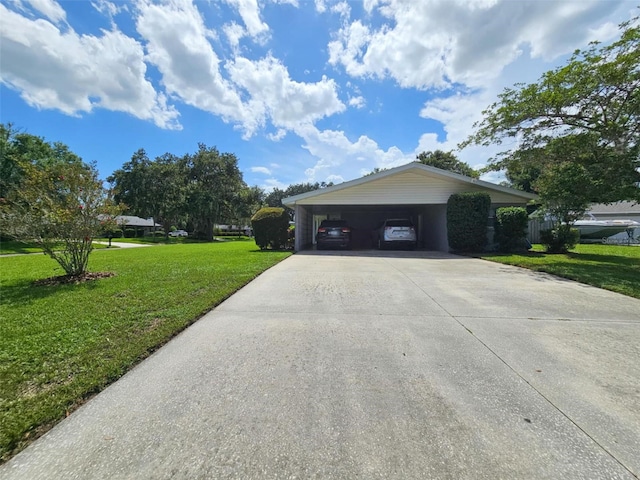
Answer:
328;0;627;89
416;86;524;173
136;0;248;128
362;0;380;14
331;1;350;18
136;1;344;137
250;166;272;175
0;3;180;128
348;95;365;109
223;21;245;49
227;55;345;132
296;124;412;183
224;0;269;40
91;0;127;19
263;177;288;191
315;0;327;14
267;129;287;141
24;0;66;23
326;174;345;184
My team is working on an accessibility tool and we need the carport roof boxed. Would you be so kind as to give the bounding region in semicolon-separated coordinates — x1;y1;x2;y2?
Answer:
283;162;538;207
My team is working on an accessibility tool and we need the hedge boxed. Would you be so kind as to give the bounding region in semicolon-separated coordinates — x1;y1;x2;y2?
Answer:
495;207;529;252
447;192;491;252
251;207;289;250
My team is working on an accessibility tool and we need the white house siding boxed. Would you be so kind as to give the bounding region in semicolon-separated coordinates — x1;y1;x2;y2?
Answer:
295;171;529;206
285;164;537;252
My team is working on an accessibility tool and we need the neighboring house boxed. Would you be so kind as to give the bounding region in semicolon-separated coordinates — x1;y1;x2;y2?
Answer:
588;201;640;223
215;224;250;232
115;216;161;236
283;162;537;252
528;201;640;244
587;201;640;245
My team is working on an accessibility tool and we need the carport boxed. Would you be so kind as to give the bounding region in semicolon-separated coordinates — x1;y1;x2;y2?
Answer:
283;163;538;252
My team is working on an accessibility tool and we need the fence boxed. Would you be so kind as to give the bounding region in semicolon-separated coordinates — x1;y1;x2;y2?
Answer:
528;218;553;243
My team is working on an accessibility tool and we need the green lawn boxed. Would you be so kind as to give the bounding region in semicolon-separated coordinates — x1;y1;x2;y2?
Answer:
0;241;290;461
480;244;640;299
0;240;110;255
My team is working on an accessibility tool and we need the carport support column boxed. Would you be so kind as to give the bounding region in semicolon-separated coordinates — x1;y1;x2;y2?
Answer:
294;204;303;252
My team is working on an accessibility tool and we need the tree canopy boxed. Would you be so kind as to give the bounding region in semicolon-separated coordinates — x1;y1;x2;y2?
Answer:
416;150;479;178
265;182;333;218
109;144;254;241
462;16;640;207
1;123;83;200
1;126;120;276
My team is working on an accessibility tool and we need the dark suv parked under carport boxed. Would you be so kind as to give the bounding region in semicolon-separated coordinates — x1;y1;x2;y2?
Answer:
316;220;352;250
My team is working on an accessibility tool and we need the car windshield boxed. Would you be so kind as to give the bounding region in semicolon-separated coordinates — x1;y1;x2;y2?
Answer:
385;219;413;227
320;220;347;228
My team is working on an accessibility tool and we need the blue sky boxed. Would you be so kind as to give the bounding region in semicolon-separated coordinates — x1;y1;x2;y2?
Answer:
0;0;634;190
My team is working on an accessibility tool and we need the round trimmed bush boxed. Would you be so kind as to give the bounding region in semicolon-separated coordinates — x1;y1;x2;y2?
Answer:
251;207;289;250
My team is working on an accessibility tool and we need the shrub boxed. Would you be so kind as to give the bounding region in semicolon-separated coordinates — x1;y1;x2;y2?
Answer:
447;192;491;252
287;225;295;250
495;207;529;252
540;226;579;253
251;207;289;250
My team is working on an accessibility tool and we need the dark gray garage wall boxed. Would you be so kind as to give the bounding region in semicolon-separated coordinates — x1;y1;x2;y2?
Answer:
420;205;448;251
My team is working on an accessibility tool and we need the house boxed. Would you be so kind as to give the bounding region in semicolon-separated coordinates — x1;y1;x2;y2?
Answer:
283;162;537;252
588;201;640;223
114;215;161;236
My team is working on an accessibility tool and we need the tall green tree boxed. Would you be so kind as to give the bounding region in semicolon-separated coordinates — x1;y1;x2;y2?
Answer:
416;150;479;178
1;123;83;200
108;150;188;237
463;16;640;205
364;167;388;177
231;185;264;227
147;153;188;236
108;149;154;217
265;182;334;219
185;144;246;241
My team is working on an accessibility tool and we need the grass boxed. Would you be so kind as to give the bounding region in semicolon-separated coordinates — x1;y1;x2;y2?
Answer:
0;240;291;461
479;244;640;299
0;240;110;255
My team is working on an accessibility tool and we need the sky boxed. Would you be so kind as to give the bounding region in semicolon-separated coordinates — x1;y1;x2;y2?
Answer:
0;0;635;191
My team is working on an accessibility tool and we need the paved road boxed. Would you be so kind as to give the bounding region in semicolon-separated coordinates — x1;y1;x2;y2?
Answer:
2;250;639;479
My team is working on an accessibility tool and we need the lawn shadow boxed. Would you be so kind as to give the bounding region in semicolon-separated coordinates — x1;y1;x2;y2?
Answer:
1;275;107;306
249;248;293;253
538;260;639;298
566;252;639;266
479;251;547;259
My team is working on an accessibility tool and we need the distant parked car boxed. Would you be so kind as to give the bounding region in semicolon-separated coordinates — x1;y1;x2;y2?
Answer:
168;229;188;237
316;219;352;250
377;218;417;250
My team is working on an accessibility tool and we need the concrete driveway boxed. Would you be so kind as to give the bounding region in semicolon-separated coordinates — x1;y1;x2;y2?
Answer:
2;250;639;479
